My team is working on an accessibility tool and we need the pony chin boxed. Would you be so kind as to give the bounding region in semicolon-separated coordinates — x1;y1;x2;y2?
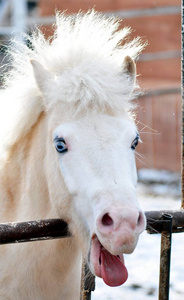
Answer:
89;235;129;287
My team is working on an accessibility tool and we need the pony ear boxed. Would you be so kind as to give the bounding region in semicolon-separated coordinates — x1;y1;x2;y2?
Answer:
122;56;136;93
30;59;50;93
123;56;136;80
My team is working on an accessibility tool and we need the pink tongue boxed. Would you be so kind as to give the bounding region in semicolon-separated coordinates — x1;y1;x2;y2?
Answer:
100;249;128;287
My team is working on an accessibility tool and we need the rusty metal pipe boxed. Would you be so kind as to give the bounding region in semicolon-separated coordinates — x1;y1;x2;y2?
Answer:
0;219;70;244
158;214;173;300
80;263;95;300
145;209;184;234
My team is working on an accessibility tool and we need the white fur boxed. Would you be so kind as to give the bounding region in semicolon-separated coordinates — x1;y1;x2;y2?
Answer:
0;10;146;299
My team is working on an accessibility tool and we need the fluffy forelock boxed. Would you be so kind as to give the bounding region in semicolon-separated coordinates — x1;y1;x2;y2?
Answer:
3;10;145;110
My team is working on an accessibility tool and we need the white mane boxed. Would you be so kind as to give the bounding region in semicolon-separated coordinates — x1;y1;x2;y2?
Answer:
0;10;145;164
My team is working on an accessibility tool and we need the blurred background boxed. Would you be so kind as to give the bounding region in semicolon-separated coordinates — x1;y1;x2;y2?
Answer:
0;1;183;299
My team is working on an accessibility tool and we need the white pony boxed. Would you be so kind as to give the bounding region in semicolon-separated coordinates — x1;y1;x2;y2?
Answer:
0;10;146;299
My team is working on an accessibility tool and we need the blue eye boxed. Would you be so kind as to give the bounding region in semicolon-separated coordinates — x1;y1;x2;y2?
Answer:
131;134;139;150
54;137;68;154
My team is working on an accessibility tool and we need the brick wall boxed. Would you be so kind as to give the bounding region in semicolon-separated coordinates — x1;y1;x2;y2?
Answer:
39;0;179;15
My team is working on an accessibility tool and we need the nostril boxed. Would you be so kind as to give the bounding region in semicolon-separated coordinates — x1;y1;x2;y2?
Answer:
102;213;113;226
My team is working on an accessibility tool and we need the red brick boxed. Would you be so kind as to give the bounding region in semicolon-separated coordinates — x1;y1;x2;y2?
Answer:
137;57;181;87
121;14;180;54
39;0;180;15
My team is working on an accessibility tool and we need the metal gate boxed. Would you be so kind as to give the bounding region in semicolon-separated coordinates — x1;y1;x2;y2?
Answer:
0;2;184;300
0;210;183;300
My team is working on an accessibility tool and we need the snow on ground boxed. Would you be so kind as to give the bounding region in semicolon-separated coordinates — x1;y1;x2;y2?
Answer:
92;170;184;300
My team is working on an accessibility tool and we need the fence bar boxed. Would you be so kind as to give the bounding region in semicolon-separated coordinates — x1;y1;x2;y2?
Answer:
0;219;70;244
158;214;173;300
182;0;184;208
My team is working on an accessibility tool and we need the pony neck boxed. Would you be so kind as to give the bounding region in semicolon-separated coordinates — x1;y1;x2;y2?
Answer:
0;112;54;222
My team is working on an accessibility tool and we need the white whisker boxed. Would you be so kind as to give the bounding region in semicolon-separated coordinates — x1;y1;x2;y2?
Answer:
135;151;145;159
136;121;158;133
135;151;151;168
139;131;160;135
135;155;151;168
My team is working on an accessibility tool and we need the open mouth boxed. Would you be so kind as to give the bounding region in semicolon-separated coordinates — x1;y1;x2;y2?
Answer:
90;235;128;287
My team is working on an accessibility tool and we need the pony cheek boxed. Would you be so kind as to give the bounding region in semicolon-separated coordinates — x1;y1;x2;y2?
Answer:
58;159;78;195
